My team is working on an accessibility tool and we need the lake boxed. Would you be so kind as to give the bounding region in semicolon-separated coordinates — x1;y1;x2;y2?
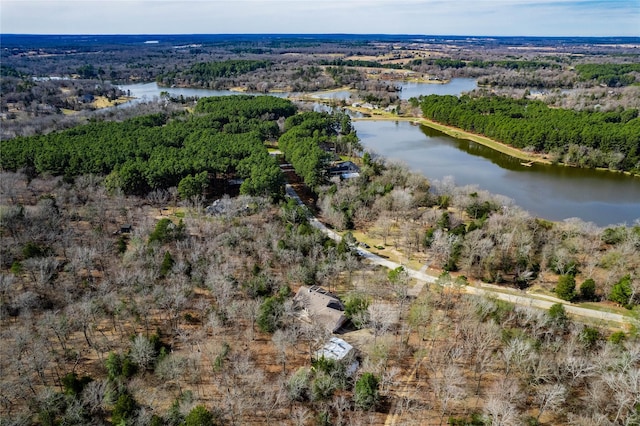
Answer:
354;120;640;227
119;80;639;227
119;78;478;104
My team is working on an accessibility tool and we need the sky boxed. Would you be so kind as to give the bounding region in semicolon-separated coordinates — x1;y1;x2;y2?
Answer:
1;0;638;37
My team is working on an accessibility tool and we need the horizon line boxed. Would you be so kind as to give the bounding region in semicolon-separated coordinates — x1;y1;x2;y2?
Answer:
2;33;639;40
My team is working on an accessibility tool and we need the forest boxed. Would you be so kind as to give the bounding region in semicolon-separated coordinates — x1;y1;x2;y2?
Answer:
2;92;640;425
1;34;640;426
574;63;640;87
418;94;640;172
156;60;272;88
3;34;640;133
0;96;297;197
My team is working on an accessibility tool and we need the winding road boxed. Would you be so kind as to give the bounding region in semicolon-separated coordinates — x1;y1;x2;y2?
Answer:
286;185;632;327
286;184;633;425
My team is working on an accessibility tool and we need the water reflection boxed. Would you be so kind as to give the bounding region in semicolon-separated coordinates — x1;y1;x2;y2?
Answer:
119;78;478;105
356;120;640;226
116;80;639;226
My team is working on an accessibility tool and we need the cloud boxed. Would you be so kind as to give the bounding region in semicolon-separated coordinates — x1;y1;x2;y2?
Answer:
1;0;638;35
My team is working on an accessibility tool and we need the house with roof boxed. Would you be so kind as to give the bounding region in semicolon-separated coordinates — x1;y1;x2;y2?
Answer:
328;161;360;179
293;285;347;333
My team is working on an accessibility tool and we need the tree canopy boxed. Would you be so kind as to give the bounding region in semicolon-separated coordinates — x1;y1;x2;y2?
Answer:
1;95;295;198
278;111;358;189
420;94;640;172
157;59;271;86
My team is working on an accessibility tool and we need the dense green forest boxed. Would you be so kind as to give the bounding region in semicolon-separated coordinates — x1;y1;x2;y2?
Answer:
279;111;360;189
0;95;295;197
419;95;640;172
575;63;640;87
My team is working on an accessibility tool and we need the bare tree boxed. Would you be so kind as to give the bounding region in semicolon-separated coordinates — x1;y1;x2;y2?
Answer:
534;383;566;422
501;336;534;378
368;302;398;345
130;334;156;372
431;364;467;425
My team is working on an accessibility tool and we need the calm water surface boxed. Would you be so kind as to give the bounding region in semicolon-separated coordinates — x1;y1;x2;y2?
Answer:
118;82;289;103
119;80;639;226
119;78;478;103
355;120;640;227
396;78;477;100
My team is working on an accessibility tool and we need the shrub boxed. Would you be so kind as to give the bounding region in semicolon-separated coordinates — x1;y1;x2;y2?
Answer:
602;226;626;244
61;372;92;396
148;218;185;245
579;278;597;301
22;241;49;259
344;293;370;329
311;372;338;401
580;327;600;349
159;251;175;278
105;352;137;380
287;368;311;402
548;303;568;328
609;331;626;345
354;372;380;410
116;235;128;254
111;392;137;425
555;274;576;301
609;275;634;308
184;405;215;426
257;295;284;333
387;266;407;283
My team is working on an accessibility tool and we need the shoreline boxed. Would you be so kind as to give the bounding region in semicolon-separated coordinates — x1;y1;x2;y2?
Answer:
414;117;552;165
351;111;551;164
352;111;640;178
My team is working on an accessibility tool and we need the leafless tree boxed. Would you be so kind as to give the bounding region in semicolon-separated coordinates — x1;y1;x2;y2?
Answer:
290;406;311;426
501;336;534;378
368;302;398;345
130;334;156;372
533;383;566;422
155;353;187;396
431;364;467;425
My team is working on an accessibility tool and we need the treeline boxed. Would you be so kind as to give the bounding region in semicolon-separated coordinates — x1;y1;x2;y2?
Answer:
575;63;640;87
319;58;403;70
0;95;295;197
194;94;294;118
419;95;640;172
157;59;271;86
412;58;561;70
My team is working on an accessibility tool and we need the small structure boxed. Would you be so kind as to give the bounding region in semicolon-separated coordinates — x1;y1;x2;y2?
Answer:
120;224;132;234
315;336;359;376
294;285;347;333
328;161;360;179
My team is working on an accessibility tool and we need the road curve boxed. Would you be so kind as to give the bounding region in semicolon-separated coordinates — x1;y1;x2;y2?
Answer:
286;185;631;326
